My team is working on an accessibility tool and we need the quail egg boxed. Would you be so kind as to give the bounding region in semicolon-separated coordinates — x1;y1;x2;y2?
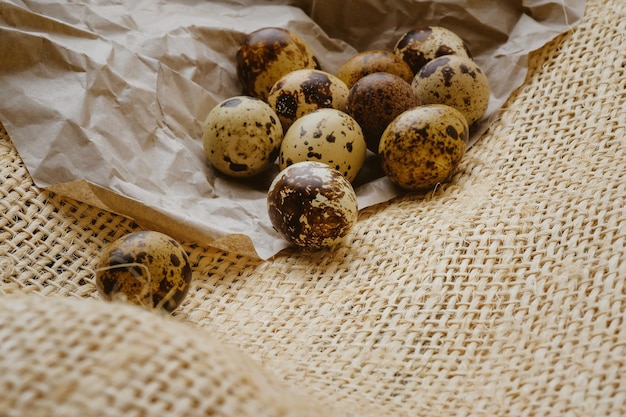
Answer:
202;96;283;178
394;26;471;75
346;72;420;153
336;50;414;88
267;161;358;249
95;230;192;313
268;69;349;131
411;55;490;126
279;108;367;183
236;27;321;101
378;104;468;190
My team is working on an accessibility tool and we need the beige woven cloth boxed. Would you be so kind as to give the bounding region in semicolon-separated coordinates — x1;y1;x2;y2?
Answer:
1;0;625;415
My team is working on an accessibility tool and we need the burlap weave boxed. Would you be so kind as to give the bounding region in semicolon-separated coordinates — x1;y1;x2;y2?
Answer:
1;0;625;416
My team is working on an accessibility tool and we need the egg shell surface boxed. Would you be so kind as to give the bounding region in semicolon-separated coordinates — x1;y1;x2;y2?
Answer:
411;55;490;126
378;104;468;190
95;231;192;313
394;26;471;75
336;50;414;88
346;72;420;153
203;96;283;178
279;108;367;183
236;27;321;101
268;69;349;131
267;161;358;249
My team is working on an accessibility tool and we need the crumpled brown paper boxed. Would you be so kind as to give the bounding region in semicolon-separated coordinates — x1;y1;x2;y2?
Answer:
0;0;584;259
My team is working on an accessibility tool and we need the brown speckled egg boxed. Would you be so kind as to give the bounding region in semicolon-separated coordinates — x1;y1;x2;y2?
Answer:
411;55;490;126
279;108;367;183
378;104;468;190
267;161;358;249
236;27;321;101
95;231;192;313
203;96;283;178
346;72;420;153
394;26;471;75
267;69;349;131
336;50;414;89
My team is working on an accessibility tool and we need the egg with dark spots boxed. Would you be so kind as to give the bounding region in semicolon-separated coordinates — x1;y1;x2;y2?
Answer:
346;72;420;153
411;55;490;126
267;161;358;249
336;50;414;89
268;69;349;131
95;231;192;313
279;108;367;182
378;104;468;190
203;96;283;178
236;27;321;101
394;26;471;75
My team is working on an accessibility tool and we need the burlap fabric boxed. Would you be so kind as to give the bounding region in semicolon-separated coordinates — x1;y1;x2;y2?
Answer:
1;0;625;415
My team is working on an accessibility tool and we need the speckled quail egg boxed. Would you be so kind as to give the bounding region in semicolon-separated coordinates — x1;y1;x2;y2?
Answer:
267;161;358;249
279;108;367;183
202;96;283;178
336;50;414;88
268;69;349;131
236;27;321;101
394;26;471;75
346;72;420;153
378;104;468;190
95;231;192;313
411;55;490;126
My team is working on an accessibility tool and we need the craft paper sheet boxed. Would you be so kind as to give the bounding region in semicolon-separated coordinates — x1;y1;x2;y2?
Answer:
0;0;584;258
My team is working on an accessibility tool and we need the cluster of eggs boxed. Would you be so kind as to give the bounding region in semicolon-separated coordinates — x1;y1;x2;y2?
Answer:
94;26;490;313
202;26;490;249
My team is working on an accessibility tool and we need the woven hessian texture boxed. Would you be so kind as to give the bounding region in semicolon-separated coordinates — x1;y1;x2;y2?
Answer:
1;0;625;416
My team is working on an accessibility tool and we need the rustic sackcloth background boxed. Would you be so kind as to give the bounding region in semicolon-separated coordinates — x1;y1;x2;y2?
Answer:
1;0;625;416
